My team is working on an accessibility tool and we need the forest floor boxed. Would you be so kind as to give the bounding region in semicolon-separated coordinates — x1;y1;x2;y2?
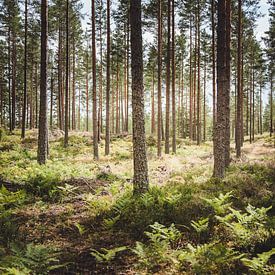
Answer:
0;130;274;274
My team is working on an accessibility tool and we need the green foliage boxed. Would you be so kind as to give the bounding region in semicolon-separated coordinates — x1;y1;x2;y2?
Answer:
84;193;113;217
110;185;206;236
191;217;209;233
132;223;180;272
74;223;86;236
90;246;127;263
216;204;272;247
178;242;243;274
146;136;157;147
203;191;233;215
0;243;62;275
0;186;26;213
241;248;275;274
0;187;26;245
57;183;79;199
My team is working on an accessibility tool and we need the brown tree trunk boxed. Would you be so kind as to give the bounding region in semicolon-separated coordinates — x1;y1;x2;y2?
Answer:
211;0;216;134
105;0;111;155
236;0;242;157
11;32;16;131
37;0;48;165
157;0;162;157
189;17;193;140
151;69;155;135
130;0;149;194
64;0;69;147
165;0;171;154
213;0;231;178
72;34;76;131
21;0;28;138
92;0;99;159
171;0;176;153
197;0;201;145
50;71;54;129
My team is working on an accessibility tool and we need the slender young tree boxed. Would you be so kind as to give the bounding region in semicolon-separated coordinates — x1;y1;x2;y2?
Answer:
165;0;171;154
37;0;48;165
105;0;111;155
92;0;99;159
236;0;242;157
157;0;162;157
21;0;28;139
130;0;149;194
211;0;216;133
171;0;176;153
64;0;69;147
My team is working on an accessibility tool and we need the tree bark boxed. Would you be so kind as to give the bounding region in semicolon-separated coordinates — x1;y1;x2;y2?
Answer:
21;0;28;138
236;0;242;157
64;0;69;147
105;0;111;155
92;0;99;159
37;0;48;165
213;0;231;178
157;0;162;157
130;0;149;194
165;0;171;154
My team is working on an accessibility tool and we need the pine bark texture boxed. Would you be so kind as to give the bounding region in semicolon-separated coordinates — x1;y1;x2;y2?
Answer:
130;0;149;194
37;0;48;165
213;0;231;178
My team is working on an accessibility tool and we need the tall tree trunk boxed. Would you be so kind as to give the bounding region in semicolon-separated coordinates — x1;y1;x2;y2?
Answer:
37;0;48;165
260;77;262;135
11;32;16;131
86;48;89;132
157;0;162;157
130;0;149;194
236;0;242;157
50;71;54;129
58;23;63;130
211;0;216;134
197;0;201;145
151;69;155;135
165;0;171;154
92;0;99;159
171;0;176;153
224;0;231;168
189;17;193;140
22;0;28;138
125;14;130;133
105;0;111;155
64;0;69;147
203;59;206;141
98;0;103;138
270;71;273;137
8;27;12;132
213;0;231;178
72;34;76;130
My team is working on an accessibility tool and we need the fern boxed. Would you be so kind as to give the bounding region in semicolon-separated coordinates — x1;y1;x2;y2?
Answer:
241;248;275;274
216;204;272;246
203;191;233;215
191;217;209;233
90;246;127;263
178;242;243;273
0;243;63;275
132;223;180;271
74;223;86;235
